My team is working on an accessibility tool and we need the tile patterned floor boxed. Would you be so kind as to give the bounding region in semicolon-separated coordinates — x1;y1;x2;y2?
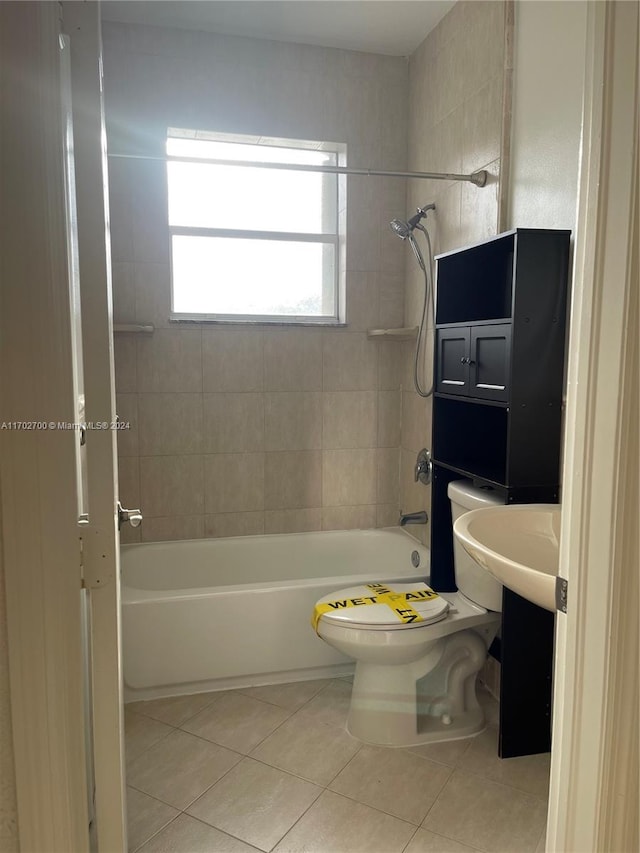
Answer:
125;679;550;853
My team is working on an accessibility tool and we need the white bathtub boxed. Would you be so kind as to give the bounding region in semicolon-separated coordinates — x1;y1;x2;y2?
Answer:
121;528;429;701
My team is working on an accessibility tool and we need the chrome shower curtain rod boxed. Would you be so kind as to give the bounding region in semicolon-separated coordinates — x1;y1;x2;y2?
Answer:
108;152;488;187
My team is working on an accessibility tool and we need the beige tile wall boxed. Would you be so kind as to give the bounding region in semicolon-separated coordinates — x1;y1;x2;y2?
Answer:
102;22;409;542
400;1;511;544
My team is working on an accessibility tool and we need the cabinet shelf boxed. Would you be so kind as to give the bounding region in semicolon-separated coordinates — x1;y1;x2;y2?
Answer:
433;391;507;408
435;233;515;325
431;459;507;491
433;396;508;485
437;317;511;329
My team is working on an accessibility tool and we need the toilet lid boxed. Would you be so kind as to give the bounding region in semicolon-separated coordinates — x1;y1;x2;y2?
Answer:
313;582;449;631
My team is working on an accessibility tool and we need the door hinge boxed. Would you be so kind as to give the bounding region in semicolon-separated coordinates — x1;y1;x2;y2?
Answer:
79;525;115;589
555;576;568;613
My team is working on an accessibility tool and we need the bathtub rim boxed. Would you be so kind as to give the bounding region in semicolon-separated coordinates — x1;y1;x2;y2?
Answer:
121;526;430;602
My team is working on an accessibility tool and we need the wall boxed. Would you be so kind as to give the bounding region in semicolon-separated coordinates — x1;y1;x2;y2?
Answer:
102;23;409;542
507;0;588;489
508;0;587;231
401;1;510;544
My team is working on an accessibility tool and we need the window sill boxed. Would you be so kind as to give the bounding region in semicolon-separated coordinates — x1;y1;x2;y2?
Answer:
169;316;348;329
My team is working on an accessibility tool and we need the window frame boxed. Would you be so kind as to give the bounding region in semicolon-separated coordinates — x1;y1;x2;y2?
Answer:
166;130;345;326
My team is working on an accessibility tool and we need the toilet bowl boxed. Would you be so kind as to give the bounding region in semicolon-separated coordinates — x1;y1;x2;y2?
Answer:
312;480;503;747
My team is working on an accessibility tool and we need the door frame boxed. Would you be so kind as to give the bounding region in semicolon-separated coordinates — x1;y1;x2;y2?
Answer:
546;1;639;851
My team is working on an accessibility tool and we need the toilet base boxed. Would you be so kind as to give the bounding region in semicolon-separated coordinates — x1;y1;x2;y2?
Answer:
347;703;486;747
346;627;491;747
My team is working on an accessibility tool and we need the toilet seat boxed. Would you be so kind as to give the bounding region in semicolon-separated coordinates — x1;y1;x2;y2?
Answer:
314;582;449;631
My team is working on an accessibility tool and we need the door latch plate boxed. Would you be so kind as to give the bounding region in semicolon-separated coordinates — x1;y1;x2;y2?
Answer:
555;576;568;613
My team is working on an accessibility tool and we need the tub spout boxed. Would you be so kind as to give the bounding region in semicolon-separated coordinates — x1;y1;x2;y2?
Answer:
399;510;428;526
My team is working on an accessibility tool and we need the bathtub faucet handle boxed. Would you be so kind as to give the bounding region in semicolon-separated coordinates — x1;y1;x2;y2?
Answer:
414;449;432;485
117;501;143;530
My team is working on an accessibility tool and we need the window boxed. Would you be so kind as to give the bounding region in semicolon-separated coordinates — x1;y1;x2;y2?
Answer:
167;129;344;324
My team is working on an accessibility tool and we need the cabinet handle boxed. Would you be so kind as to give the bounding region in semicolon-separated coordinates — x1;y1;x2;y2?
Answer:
460;357;476;366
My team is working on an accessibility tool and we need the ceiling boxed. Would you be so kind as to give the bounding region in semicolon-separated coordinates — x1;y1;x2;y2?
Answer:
100;1;456;56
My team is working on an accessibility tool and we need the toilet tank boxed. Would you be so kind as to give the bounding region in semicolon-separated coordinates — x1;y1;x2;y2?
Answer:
447;479;504;612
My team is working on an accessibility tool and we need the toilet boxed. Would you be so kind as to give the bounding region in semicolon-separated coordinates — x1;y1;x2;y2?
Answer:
313;479;503;747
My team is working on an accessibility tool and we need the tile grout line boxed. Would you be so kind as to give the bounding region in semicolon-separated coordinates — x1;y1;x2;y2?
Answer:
314;783;425;832
127;742;243;814
237;678;346;757
417;761;549;852
130;811;182;853
426;761;551;803
126;698;238;774
263;783;325;853
184;813;266;853
124;716;175;767
413;761;455;831
534;821;548;853
180;747;324;852
398;825;421;853
321;737;365;790
144;742;248;824
402;741;471;770
241;713;366;791
176;752;322;853
133;800;264;853
127;692;223;729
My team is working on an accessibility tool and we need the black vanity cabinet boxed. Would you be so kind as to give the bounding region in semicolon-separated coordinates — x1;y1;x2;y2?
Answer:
429;228;571;758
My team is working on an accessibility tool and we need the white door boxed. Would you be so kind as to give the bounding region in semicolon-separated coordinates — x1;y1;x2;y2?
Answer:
0;2;126;849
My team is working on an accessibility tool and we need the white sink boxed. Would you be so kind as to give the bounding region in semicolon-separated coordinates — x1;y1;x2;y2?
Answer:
453;504;561;612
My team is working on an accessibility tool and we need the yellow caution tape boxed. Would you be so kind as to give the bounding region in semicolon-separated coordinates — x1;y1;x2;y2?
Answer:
312;582;441;632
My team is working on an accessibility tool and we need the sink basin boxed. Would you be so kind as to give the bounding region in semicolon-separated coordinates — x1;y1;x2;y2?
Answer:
453;504;561;612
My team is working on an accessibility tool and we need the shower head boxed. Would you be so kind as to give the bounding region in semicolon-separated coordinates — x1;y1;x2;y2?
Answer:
390;204;435;271
390;218;412;239
389;203;436;240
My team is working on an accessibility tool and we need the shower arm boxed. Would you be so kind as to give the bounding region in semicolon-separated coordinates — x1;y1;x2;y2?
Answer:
110;152;488;187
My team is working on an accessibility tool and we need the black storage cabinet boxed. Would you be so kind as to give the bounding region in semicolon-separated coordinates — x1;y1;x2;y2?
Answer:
429;228;570;758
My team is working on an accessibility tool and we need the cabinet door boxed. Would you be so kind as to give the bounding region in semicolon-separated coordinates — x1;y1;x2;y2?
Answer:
469;324;511;401
436;327;470;394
